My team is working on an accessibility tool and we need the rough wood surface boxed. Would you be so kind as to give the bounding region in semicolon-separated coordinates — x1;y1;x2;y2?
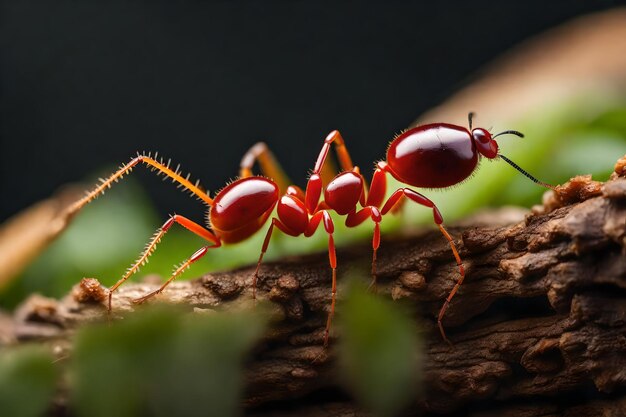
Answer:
250;396;626;417
3;159;625;415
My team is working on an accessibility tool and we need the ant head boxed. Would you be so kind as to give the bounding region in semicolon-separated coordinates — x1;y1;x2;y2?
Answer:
472;128;498;159
466;113;554;190
467;113;524;159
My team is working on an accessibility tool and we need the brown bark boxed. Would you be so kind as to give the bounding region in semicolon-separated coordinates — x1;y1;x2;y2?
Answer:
3;161;625;416
249;396;626;417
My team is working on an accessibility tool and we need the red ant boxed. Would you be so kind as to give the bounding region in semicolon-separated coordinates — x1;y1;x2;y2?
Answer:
67;113;553;346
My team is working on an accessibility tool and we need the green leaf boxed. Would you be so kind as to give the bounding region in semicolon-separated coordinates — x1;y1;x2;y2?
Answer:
72;306;181;417
338;282;423;417
72;305;268;417
0;347;58;417
150;309;267;417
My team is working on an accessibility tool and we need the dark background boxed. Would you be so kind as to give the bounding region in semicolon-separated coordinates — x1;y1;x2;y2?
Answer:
0;1;618;221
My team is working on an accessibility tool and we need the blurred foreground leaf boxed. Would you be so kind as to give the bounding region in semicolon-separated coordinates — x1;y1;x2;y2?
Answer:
0;347;58;417
338;283;423;417
72;305;267;417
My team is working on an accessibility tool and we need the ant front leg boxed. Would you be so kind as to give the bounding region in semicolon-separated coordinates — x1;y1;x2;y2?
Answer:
381;188;464;345
108;214;221;311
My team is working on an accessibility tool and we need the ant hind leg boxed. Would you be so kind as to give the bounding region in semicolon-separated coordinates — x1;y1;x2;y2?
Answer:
67;154;212;218
381;188;464;345
107;215;220;311
133;244;216;304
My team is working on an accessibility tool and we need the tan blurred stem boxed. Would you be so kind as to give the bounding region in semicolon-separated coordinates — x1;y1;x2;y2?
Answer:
415;8;626;126
0;188;81;291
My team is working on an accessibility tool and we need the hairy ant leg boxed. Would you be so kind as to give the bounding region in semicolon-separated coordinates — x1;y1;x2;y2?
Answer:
108;215;221;311
67;154;212;217
133;244;218;304
381;188;463;345
63;153;216;311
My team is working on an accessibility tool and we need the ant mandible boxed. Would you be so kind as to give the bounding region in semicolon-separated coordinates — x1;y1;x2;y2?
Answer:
66;112;554;346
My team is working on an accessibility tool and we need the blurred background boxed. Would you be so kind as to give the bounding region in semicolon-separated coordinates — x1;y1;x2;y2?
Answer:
1;2;625;304
1;0;621;219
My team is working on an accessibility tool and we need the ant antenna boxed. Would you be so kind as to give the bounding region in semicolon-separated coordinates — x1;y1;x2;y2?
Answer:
499;154;556;190
468;112;475;130
493;130;524;139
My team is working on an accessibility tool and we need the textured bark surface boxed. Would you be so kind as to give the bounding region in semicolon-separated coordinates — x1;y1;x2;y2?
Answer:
250;397;626;417
3;162;625;416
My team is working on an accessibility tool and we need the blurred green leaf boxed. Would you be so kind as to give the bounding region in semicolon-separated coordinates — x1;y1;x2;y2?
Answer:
72;306;180;417
338;282;423;417
587;106;626;132
0;347;58;417
150;309;267;417
72;305;267;417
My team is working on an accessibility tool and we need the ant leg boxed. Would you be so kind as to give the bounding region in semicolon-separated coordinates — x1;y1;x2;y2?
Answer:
252;218;300;299
366;162;405;213
381;188;464;345
435;224;465;345
305;210;337;347
67;154;212;217
305;131;357;212
365;162;388;208
240;142;291;194
107;215;220;311
314;130;355;173
253;191;309;298
133;245;216;304
346;207;382;290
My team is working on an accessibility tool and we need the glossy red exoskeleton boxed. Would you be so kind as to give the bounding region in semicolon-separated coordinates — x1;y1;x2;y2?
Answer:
68;112;553;345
